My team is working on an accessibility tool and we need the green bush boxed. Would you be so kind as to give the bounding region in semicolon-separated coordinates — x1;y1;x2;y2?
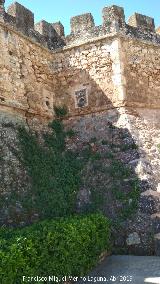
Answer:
0;213;111;284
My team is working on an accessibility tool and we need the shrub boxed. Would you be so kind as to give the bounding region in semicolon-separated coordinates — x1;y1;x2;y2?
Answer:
0;213;111;284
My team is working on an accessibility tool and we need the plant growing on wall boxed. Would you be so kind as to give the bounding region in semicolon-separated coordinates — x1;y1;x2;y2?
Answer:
18;106;82;220
13;106;140;225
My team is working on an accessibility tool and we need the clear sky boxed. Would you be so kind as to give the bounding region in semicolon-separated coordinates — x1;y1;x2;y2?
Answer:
5;0;160;35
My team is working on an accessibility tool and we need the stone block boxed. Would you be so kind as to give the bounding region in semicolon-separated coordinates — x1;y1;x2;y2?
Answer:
102;5;125;26
7;2;34;33
126;232;141;246
128;13;155;32
70;13;95;34
35;20;56;38
52;21;64;37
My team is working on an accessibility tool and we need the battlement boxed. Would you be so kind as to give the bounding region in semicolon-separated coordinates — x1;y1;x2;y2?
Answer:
70;13;95;34
102;5;125;27
128;13;155;31
1;1;65;49
0;1;160;50
7;2;34;33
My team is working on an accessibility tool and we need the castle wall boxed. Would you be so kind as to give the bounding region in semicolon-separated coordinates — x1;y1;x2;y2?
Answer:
0;21;126;121
52;37;125;116
1;2;160;120
0;22;56;119
0;1;160;254
63;106;160;255
122;38;160;108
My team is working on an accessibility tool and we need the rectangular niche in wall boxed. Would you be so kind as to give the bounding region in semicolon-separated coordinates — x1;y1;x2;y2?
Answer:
75;89;88;108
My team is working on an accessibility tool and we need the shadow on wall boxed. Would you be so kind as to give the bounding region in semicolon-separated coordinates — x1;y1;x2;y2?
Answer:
0;56;157;256
52;66;156;256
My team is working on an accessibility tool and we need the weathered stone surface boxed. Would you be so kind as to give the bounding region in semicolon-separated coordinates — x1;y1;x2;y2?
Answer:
35;20;56;38
1;2;160;49
52;21;64;37
128;13;155;31
126;232;141;246
7;2;34;34
70;13;95;35
0;1;160;255
0;111;31;226
102;5;125;29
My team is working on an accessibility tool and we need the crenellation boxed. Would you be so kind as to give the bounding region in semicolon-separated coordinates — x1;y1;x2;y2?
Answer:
0;1;160;255
128;13;155;32
70;13;95;34
35;20;56;38
7;2;34;34
28;28;48;48
35;20;66;49
52;22;65;37
0;1;159;50
102;5;125;30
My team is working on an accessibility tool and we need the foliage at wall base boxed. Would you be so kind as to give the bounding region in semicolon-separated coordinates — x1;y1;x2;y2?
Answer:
0;213;111;284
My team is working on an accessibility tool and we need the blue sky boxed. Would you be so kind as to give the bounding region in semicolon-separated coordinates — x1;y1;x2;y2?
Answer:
5;0;160;35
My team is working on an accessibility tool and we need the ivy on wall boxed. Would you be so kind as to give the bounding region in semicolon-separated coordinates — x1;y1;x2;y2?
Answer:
1;106;140;225
17;107;82;220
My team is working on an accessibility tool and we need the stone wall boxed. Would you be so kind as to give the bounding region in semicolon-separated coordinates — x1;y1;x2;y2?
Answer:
52;37;125;116
63;106;160;255
1;1;160;119
122;38;160;108
0;19;125;120
0;1;160;255
0;22;56;120
1;104;160;254
0;110;31;225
